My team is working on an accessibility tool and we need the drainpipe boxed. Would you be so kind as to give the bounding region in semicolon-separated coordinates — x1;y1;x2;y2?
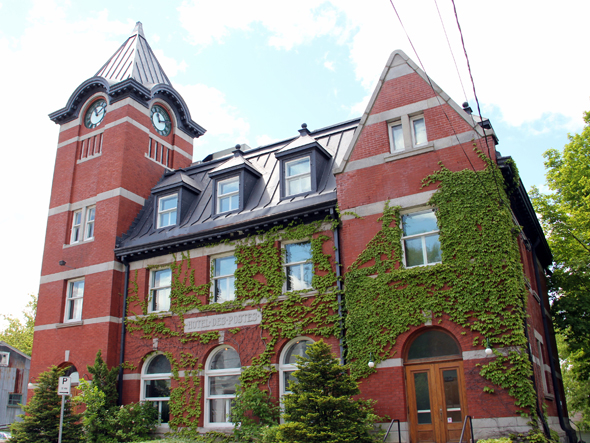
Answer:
532;240;576;443
117;259;130;406
330;208;346;365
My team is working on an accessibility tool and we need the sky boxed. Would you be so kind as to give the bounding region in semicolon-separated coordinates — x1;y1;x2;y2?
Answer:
0;0;588;323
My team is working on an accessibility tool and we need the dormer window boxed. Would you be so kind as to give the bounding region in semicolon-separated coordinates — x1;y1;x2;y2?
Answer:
285;157;311;196
158;194;178;228
217;177;240;213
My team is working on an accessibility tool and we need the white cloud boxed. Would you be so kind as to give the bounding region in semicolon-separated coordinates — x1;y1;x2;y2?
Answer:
176;83;251;158
323;60;335;71
153;49;187;78
256;134;279;147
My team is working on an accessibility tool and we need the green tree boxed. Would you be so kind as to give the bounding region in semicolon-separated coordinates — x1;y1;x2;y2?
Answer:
531;110;590;381
0;295;37;355
10;366;82;443
231;385;281;442
277;340;381;443
556;334;590;431
75;350;158;443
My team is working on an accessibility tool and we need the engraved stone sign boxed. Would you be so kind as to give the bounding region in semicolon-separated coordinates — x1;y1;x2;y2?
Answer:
184;310;262;333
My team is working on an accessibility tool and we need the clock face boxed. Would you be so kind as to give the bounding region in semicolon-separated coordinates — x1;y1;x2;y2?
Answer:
151;105;172;136
84;99;107;129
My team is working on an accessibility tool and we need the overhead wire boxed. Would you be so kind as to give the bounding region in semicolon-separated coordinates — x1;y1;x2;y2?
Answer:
450;0;508;207
387;0;492;200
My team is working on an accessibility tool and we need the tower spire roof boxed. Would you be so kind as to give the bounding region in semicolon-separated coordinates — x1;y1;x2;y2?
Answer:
95;21;171;88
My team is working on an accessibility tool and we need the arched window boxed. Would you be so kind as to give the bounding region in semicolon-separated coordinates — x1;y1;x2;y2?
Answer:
63;365;80;386
141;354;171;424
279;337;313;397
205;346;241;426
406;329;461;362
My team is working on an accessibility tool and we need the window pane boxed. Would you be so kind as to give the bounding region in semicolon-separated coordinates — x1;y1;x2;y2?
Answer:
209;375;240;396
154;269;172;288
407;330;461;360
284;371;297;392
404;238;424;267
70;280;84;298
145;379;171;398
160;195;177;211
284;340;312;364
230;194;239;210
402;211;438;236
286;264;312;291
414;372;432;424
391;124;404;151
74;211;82;225
168;210;177;225
159;401;170;423
210;348;241;369
413;118;427;145
87;207;95;222
286;158;310;177
147;355;172;374
425;234;442;263
219;196;234;213
209;398;233;423
285;242;312;264
215;256;236;277
85;222;94;239
220;178;239;195
443;369;462;423
154;288;171;311
215;276;235;302
68;298;82;320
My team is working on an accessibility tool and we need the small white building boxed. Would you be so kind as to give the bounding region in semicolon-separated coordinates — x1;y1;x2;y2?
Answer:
0;342;30;429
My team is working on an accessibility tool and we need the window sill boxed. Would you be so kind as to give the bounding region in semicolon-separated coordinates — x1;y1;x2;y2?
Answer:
77;153;102;164
404;261;442;270
385;143;434;162
63;238;94;249
57;321;83;328
544;393;555;401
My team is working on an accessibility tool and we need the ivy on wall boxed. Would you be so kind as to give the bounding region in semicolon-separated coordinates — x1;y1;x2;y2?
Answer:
345;150;539;421
122;149;543;437
124;219;341;437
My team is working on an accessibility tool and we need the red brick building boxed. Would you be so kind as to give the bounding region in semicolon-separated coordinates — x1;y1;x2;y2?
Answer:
31;23;573;442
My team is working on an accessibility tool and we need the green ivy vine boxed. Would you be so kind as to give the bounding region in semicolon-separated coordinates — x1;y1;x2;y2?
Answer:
124;219;341;438
122;147;544;437
344;149;540;424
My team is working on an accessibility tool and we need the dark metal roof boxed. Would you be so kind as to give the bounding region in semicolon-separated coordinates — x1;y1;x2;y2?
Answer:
115;119;360;260
95;22;171;87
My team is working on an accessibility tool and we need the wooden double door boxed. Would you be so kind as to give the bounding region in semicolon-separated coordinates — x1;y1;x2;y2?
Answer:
406;361;468;443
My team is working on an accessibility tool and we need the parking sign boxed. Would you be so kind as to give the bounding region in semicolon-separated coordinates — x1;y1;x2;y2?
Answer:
57;376;71;395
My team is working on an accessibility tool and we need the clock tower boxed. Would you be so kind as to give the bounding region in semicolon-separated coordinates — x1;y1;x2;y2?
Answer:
30;22;205;390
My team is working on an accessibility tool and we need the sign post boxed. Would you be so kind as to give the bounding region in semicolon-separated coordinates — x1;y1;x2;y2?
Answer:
57;376;71;443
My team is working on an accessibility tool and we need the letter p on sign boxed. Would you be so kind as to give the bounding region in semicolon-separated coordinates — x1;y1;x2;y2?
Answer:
58;376;71;395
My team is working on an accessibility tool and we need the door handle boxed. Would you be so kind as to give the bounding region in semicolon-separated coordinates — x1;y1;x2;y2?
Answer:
440;408;442;420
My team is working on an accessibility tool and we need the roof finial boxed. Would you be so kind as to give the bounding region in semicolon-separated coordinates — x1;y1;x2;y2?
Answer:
133;21;145;38
233;144;243;157
298;123;310;136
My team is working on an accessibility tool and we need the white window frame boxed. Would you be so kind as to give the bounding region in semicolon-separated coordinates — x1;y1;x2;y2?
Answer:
140;353;172;426
204;346;241;428
283;240;313;292
284;156;312;196
388;121;405;152
70;210;83;243
211;254;237;303
401;209;442;268
157;194;178;228
64;278;84;322
84;206;96;240
410;115;427;147
279;337;314;398
0;352;9;367
149;268;171;313
217;177;240;214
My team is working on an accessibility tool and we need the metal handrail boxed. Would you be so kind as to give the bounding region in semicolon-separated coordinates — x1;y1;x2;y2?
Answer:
383;418;402;442
459;415;475;443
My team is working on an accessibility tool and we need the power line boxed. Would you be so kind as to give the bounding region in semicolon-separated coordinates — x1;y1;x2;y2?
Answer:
387;0;492;200
433;0;468;104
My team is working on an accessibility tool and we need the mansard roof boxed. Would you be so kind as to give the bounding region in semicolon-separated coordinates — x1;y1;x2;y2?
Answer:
95;22;171;88
115;118;360;260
